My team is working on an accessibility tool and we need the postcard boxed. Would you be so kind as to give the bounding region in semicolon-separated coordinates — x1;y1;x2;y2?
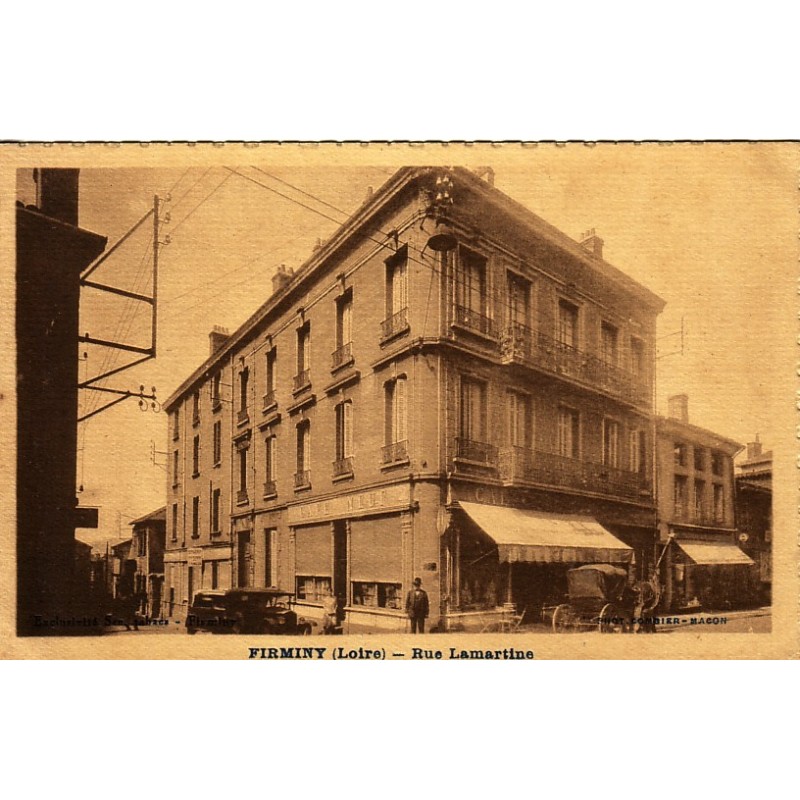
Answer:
1;142;796;659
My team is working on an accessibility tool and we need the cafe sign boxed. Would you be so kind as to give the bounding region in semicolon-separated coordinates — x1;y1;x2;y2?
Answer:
288;484;411;525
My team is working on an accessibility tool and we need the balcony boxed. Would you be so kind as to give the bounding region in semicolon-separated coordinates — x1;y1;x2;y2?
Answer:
331;342;354;371
499;445;650;501
500;325;649;405
381;440;409;465
332;456;354;478
263;480;277;499
262;390;276;411
380;307;409;342
293;369;311;393
455;437;498;465
294;470;311;490
236;488;249;506
237;408;249;426
452;304;497;339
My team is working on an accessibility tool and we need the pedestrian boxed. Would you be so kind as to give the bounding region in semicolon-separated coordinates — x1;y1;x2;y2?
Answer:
405;577;429;634
322;588;339;635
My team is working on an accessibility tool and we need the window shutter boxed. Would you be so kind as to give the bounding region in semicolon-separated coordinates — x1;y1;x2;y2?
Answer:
395;378;407;442
344;401;353;458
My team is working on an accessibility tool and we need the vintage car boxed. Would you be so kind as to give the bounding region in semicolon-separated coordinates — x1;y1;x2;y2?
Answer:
186;588;315;635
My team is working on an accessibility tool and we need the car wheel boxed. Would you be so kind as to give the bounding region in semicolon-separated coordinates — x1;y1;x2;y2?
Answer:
300;624;312;636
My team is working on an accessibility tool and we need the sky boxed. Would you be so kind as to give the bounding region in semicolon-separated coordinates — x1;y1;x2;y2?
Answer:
17;147;793;549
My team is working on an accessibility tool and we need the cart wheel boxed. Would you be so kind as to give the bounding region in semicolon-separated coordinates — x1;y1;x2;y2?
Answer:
552;604;569;633
598;603;626;633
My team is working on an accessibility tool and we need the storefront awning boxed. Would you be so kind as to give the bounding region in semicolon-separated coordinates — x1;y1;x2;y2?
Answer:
676;541;755;566
458;502;634;564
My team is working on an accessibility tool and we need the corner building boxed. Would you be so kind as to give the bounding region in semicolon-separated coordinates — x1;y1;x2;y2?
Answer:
163;168;664;631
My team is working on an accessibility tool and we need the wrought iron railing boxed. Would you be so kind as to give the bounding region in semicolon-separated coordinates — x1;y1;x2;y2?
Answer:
455;437;498;464
332;456;354;477
499;325;649;405
498;445;649;500
453;304;497;338
293;369;311;392
294;470;311;489
380;307;409;341
381;440;409;464
331;342;353;370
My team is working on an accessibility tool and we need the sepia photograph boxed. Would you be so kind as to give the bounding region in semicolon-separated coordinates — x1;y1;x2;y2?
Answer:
3;143;796;658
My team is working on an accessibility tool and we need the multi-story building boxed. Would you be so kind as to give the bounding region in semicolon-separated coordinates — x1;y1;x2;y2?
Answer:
129;507;167;617
656;395;754;611
163;167;664;631
735;436;772;605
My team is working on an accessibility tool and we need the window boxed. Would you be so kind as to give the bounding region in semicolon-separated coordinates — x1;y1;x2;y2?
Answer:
171;503;178;541
334;400;354;475
352;581;402;609
386;248;408;317
238;448;248;494
191;496;200;539
507;391;531;448
558;407;580;459
506;271;530;329
209;560;219;590
456;247;487;316
172;450;179;487
212;373;222;409
600;322;618;365
459;377;487;443
238;367;249;420
211;488;221;535
694;479;706;519
296;421;311;487
264;528;278;587
264;348;277;407
694;446;706;472
333;291;353;369
296;575;331;601
711;451;724;477
383;377;408;462
713;484;725;522
192;390;200;425
557;300;578;349
629;429;646;475
602;419;620;468
674;443;687;468
172;409;180;440
674;475;688;515
192;434;200;477
213;420;222;466
295;324;311;389
264;434;277;496
630;337;645;378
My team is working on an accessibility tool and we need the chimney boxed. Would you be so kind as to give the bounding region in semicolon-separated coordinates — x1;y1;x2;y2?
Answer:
746;434;763;461
579;228;604;259
272;263;295;294
667;394;689;424
33;168;80;226
208;325;230;357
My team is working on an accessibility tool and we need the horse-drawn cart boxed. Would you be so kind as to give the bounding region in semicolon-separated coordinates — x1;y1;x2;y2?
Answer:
551;564;635;633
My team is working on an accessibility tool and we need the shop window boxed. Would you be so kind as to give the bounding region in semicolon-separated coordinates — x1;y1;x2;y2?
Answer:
296;575;331;602
352;582;402;609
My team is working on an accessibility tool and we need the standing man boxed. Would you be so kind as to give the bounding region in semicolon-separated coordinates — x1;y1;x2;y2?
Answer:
405;577;429;634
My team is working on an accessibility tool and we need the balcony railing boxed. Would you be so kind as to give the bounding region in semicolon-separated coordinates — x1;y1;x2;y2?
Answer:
263;480;277;498
498;445;650;501
453;304;497;338
455;437;498;465
500;324;649;405
331;342;353;370
293;369;311;393
381;440;409;464
236;488;249;505
294;470;311;489
237;408;249;425
332;456;354;477
380;307;409;341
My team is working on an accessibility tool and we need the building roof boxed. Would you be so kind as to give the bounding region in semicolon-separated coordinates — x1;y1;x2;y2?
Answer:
110;538;133;555
165;166;665;409
656;415;743;455
129;506;167;527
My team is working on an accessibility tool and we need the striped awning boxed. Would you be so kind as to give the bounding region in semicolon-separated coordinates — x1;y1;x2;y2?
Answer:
677;541;755;566
458;502;634;564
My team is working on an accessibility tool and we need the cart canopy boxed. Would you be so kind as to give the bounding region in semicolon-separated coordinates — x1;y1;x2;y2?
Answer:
566;564;628;602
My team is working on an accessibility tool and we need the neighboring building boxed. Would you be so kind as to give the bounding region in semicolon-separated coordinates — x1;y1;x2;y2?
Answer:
163;167;664;631
109;539;136;601
735;437;772;605
129;507;167;617
16;169;107;633
656;395;755;611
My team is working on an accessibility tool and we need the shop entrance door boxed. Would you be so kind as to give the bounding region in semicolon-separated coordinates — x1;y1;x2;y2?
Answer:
333;520;348;613
237;531;252;587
